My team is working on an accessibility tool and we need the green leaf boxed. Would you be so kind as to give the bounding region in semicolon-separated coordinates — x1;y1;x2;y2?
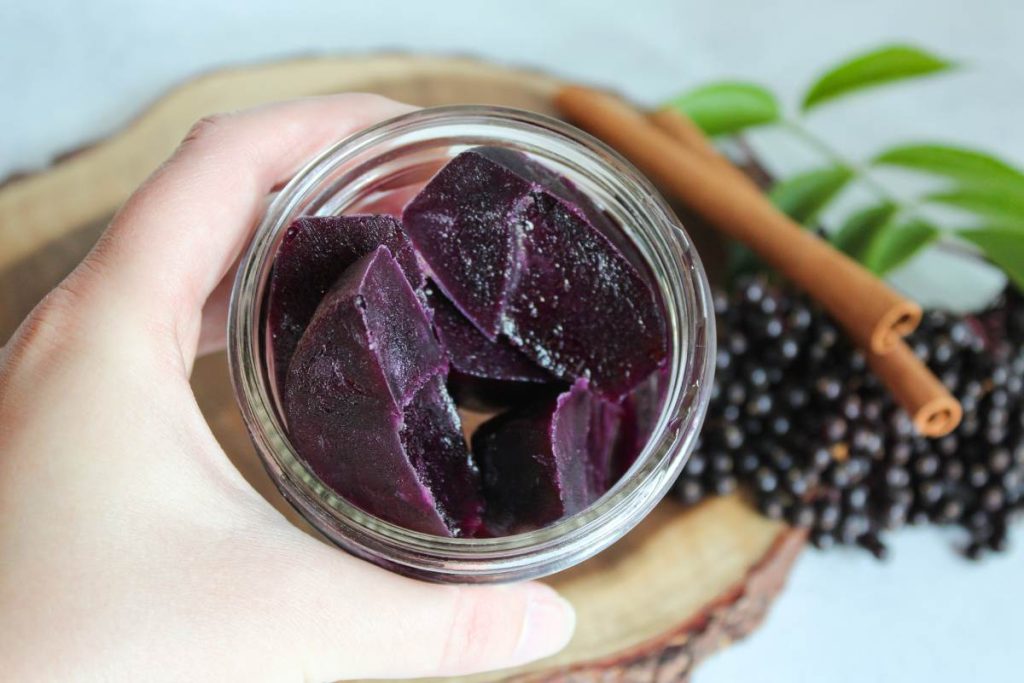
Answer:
863;219;939;274
927;187;1024;224
831;202;899;260
801;44;955;111
957;227;1024;290
873;143;1024;192
769;166;853;223
669;82;780;136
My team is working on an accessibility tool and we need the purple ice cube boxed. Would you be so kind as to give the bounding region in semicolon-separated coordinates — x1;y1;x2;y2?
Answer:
425;283;549;383
268;214;423;391
401;151;531;338
479;148;651;275
609;368;668;481
284;246;481;537
586;398;624;496
472;379;614;535
403;147;666;398
401;376;484;536
424;283;557;409
503;190;665;397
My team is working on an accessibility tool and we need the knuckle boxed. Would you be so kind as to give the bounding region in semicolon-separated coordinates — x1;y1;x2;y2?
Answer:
1;281;83;386
182;112;232;147
21;280;85;347
2;257;145;383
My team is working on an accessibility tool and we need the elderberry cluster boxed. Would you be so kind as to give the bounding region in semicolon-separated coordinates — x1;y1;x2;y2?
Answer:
676;276;1024;559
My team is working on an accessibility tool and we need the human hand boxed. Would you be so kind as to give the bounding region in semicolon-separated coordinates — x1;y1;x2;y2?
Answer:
0;94;575;682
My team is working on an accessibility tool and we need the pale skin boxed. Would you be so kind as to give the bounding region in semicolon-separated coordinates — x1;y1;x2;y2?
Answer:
0;94;575;681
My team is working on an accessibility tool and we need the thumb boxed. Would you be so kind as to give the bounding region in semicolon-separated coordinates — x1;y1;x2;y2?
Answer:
262;534;576;681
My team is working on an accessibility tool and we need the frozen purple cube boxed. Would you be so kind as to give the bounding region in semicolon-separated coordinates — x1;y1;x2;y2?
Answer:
467;148;654;275
425;283;549;383
609;368;668;481
403;147;666;398
401;150;531;338
268;214;423;391
473;379;614;535
586;399;624;496
401;377;484;536
424;283;556;409
504;191;665;397
284;246;481;536
480;148;650;275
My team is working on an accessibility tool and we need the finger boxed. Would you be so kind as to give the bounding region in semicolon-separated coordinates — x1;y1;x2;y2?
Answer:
79;94;415;370
264;537;575;681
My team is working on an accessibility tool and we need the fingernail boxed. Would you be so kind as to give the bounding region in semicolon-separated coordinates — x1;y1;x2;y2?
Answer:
513;584;576;665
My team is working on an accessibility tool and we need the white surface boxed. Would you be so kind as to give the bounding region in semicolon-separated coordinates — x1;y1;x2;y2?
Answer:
2;1;1022;681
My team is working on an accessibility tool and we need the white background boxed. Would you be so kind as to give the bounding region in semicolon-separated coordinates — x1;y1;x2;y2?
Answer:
2;1;1022;681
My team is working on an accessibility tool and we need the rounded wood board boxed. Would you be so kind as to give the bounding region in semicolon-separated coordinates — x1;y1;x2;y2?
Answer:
0;54;804;682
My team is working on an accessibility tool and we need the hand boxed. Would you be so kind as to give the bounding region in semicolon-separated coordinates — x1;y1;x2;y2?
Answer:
0;94;575;682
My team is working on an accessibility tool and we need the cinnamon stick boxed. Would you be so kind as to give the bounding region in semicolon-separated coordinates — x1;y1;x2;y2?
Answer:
867;341;962;436
648;107;737;173
648;106;961;436
555;86;921;355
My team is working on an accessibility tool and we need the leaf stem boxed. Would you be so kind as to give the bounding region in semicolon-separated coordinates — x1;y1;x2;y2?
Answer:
778;117;991;265
780;119;896;202
934;234;985;260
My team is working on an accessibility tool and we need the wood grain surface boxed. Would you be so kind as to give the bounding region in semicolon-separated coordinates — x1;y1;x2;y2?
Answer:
0;54;803;682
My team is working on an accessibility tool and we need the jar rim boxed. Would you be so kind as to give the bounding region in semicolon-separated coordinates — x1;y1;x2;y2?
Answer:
228;105;716;582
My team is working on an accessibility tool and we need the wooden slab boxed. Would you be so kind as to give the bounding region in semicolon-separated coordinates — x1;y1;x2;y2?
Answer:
0;54;803;682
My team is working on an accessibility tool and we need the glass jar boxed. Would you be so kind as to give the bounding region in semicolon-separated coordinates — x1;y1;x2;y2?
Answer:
228;106;715;584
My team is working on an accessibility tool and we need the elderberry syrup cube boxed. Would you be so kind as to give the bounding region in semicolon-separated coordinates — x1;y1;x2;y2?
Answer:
403;147;666;398
609;368;668;481
268;214;423;391
284;246;482;537
465;148;646;261
472;379;617;535
587;399;624;495
424;283;557;410
401;151;531;339
504;190;665;397
468;147;653;275
400;377;485;536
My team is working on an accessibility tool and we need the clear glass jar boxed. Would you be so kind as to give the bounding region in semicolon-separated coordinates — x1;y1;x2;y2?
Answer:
228;106;715;584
